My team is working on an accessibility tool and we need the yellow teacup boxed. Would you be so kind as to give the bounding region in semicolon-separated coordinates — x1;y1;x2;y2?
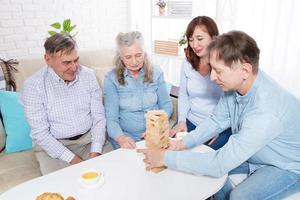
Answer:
80;170;101;185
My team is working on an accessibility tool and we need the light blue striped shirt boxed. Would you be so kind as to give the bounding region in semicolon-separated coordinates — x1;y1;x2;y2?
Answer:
21;66;106;162
166;70;300;177
178;59;222;125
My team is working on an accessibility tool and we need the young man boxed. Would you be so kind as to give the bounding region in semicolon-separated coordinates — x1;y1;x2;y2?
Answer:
22;33;106;175
138;31;300;199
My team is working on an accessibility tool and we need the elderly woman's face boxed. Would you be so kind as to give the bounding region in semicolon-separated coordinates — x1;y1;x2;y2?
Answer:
120;42;145;73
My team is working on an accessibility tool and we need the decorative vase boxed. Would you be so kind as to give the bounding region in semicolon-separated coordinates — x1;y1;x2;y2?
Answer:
159;7;166;16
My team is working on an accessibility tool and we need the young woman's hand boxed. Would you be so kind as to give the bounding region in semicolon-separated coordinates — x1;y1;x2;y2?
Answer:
169;121;187;137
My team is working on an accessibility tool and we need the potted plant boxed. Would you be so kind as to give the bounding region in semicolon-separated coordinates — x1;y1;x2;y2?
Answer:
178;32;187;56
48;19;77;36
156;0;166;16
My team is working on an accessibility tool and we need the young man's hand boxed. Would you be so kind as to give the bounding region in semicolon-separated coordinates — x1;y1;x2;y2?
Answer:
168;139;186;151
137;148;166;171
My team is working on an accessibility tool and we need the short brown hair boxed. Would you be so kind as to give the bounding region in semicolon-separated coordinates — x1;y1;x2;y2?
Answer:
207;31;260;74
185;16;219;70
44;33;77;55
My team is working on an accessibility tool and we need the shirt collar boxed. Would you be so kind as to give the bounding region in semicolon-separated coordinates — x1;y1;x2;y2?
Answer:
124;67;145;78
47;66;80;86
235;69;263;104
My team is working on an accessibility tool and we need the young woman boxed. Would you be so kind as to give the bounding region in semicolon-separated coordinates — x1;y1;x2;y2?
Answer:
170;16;231;149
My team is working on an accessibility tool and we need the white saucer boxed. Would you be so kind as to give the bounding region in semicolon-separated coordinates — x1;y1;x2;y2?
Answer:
78;174;105;189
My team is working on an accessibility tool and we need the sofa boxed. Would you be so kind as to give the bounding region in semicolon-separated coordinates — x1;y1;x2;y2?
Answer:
0;49;178;194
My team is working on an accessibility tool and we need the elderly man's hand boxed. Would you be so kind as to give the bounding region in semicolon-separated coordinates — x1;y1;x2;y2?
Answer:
70;155;83;165
89;152;101;159
137;148;166;171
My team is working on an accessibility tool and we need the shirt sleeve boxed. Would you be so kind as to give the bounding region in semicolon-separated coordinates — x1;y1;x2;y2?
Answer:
183;94;231;149
89;73;106;153
21;80;75;163
104;74;124;140
165;111;283;177
156;70;173;118
178;62;190;122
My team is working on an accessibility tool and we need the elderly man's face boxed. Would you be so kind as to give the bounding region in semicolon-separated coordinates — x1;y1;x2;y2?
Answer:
45;49;80;83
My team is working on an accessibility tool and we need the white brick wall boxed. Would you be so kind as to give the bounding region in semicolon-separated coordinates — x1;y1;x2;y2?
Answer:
0;0;129;59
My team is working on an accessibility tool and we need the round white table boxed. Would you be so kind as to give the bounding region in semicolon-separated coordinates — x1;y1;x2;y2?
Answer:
0;142;227;200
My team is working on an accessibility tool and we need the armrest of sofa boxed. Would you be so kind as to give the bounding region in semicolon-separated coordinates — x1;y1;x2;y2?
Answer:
169;96;178;128
0;117;5;152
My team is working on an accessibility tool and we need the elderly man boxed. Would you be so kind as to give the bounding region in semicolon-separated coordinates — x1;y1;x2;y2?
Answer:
138;31;300;200
22;33;106;175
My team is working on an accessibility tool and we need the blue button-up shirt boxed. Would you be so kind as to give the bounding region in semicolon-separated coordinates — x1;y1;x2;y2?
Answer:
165;70;300;177
21;66;106;162
104;65;172;141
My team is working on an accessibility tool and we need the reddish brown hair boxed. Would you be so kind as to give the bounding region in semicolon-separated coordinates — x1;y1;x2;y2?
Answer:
185;16;219;70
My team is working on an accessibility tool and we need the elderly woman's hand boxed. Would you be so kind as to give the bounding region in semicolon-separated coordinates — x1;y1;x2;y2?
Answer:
117;135;136;149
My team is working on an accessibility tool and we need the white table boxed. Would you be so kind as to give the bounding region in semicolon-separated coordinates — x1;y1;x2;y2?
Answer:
0;142;227;200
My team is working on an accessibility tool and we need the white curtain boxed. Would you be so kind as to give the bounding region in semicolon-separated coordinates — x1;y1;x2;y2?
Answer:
130;0;300;98
129;0;152;53
217;0;300;98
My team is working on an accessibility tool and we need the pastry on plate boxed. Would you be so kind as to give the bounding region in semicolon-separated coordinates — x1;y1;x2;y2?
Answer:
36;192;75;200
36;192;64;200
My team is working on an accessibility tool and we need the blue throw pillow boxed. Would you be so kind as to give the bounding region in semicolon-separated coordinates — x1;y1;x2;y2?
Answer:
0;91;32;153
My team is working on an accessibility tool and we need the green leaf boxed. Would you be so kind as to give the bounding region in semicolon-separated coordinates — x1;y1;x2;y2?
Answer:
63;19;71;32
50;22;61;30
69;25;76;33
60;30;68;35
48;30;57;36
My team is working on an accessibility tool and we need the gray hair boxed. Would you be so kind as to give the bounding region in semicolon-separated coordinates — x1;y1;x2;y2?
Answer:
44;33;77;55
113;31;153;85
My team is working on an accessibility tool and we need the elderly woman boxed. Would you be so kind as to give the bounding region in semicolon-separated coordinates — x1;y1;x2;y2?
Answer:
104;31;173;149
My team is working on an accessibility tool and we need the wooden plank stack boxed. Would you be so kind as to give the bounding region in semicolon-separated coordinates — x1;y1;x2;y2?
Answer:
145;110;170;173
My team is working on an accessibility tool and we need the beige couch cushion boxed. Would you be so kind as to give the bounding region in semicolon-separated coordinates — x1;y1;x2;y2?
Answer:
0;150;41;193
15;57;45;92
79;49;114;88
15;49;115;91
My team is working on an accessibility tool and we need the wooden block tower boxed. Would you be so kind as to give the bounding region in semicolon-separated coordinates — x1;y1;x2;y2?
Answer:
145;110;170;172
